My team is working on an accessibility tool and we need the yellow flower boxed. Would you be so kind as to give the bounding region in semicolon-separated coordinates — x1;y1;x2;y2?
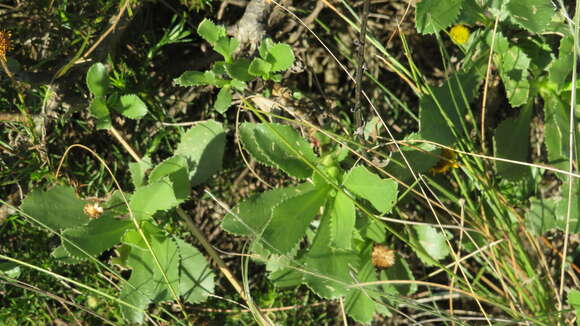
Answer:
449;25;470;45
429;148;459;175
0;30;12;61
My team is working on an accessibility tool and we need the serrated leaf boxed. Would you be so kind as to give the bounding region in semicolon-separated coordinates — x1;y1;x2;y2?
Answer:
239;122;317;179
343;166;398;214
506;0;554;33
197;18;226;45
62;214;132;259
21;186;88;230
214;86;232;114
362;219;386;243
266;43;295;72
222;183;312;236
419;71;480;145
495;46;531;107
569;290;580;325
89;97;111;130
115;94;148;119
120;223;180;322
175;238;215;303
174;120;225;186
412;225;450;266
302;211;358;298
214;36;238;62
415;0;462;34
174;70;217;87
129;179;179;219
248;57;272;77
225;58;253;82
261;186;329;254
149;155;190;203
329;192;355;249
86;63;109;97
129;157;152;188
493;104;532;180
344;259;378;324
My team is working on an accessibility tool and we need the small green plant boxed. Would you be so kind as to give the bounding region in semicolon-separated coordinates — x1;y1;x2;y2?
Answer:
174;19;295;113
19;118;226;323
219;117;461;323
86;62;148;130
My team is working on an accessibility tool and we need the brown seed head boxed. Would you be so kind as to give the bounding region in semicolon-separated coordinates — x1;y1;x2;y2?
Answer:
371;244;396;269
83;203;104;219
0;30;12;61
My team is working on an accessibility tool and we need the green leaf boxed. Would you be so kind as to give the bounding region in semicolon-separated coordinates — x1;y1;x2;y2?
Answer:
226;58;253;82
556;180;580;234
362;219;386;243
302;210;358;298
51;245;80;264
130;179;179;219
115;94;148;119
174;120;226;186
239;122;317;179
419;71;480;145
248;57;272;77
493;104;533;180
197;18;226;45
343;166;398;214
174;70;217;87
569;290;580;326
491;33;531;107
214;86;232;114
222;184;312;236
412;225;450;266
149;155;191;203
344;259;378;324
415;0;462;34
21;186;88;230
329;192;356;249
89;97;111;130
62;214;132;260
526;197;560;235
0;262;21;279
129;157;152;188
384;133;441;181
86;63;109;97
259;38;274;59
120;224;180;323
266;43;295;72
506;0;554;33
549;35;574;88
542;94;580;172
214;36;239;62
175;238;214;303
261;186;329;254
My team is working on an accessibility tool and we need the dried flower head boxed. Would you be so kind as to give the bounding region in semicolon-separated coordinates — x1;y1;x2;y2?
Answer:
83;202;104;219
429;148;459;175
449;25;470;45
371;244;396;269
0;30;12;61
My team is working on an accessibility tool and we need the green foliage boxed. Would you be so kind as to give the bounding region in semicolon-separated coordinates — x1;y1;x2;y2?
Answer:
175;19;295;113
506;0;554;33
526;179;579;235
85;62;149;129
21;186;88;230
222;121;405;322
493;104;533;180
415;0;463;34
411;225;451;266
18;119;227;323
